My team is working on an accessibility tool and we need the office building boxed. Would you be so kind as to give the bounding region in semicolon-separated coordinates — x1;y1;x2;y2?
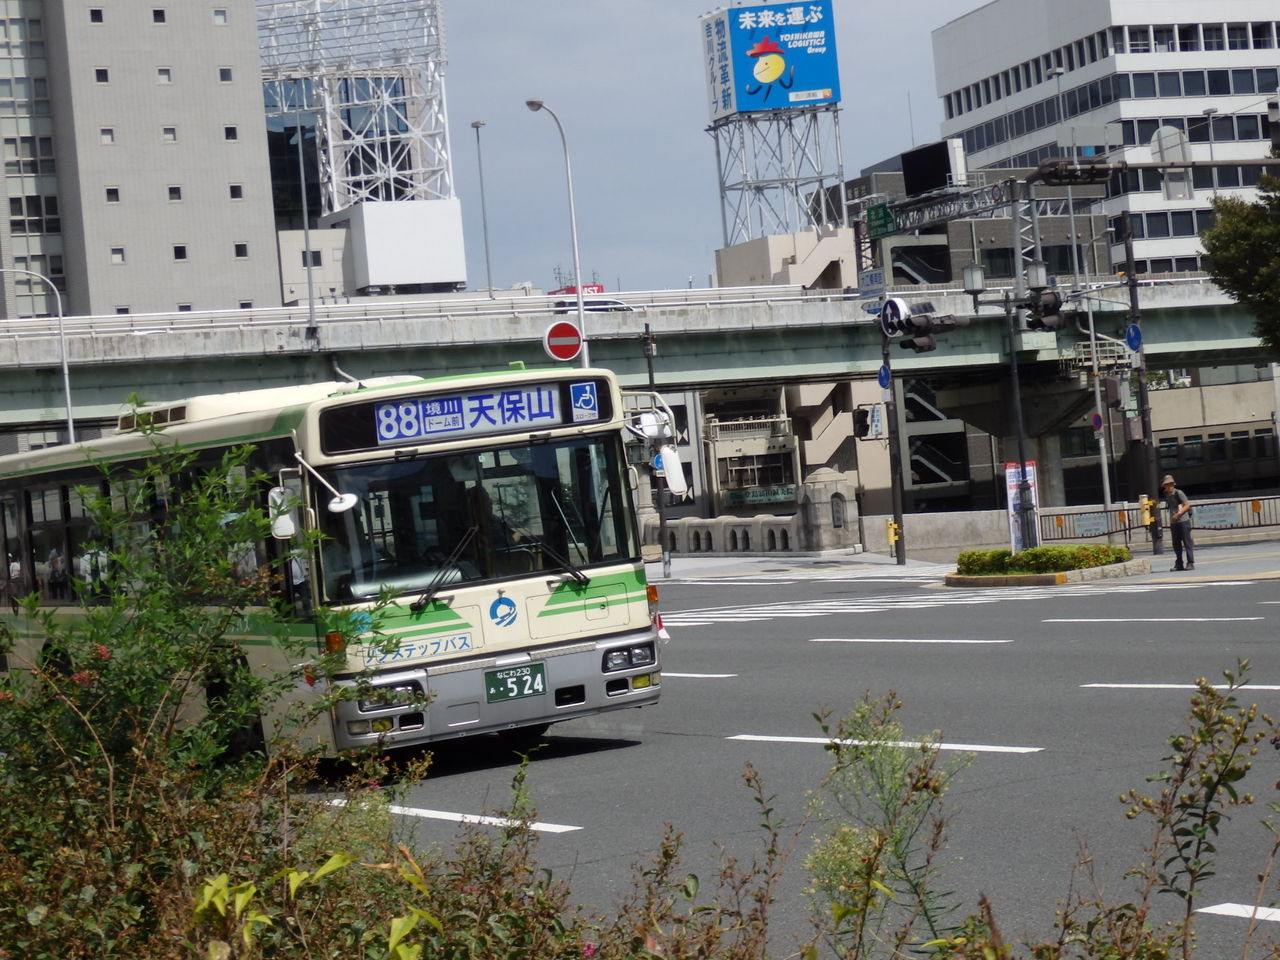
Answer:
934;0;1280;276
1;1;282;318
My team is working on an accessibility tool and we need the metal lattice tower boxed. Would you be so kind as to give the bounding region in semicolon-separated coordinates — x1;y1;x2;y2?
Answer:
257;0;453;215
708;104;846;247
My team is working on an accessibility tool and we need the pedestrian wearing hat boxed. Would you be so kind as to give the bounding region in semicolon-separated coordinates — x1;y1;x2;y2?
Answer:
1160;475;1194;571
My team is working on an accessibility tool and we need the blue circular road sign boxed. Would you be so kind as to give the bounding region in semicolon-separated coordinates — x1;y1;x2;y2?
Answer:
877;364;892;390
1126;323;1143;351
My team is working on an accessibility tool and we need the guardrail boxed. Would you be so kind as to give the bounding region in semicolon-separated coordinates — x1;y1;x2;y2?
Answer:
0;274;1220;343
1039;495;1280;547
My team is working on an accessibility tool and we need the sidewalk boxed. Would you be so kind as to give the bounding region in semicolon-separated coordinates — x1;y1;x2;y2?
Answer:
645;537;1280;584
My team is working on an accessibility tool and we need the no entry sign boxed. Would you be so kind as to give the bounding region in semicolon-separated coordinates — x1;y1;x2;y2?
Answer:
543;320;583;362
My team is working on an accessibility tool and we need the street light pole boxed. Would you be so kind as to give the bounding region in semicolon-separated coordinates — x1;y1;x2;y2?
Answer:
470;120;495;298
1049;66;1082;285
1203;107;1219;199
3;268;73;442
963;256;1038;551
525;99;589;368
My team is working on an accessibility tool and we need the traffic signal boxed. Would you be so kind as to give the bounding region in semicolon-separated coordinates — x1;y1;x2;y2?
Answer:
881;297;968;353
1025;290;1064;331
897;312;967;352
853;406;871;438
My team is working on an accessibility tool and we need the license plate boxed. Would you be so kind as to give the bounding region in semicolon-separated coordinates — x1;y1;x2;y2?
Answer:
484;663;547;703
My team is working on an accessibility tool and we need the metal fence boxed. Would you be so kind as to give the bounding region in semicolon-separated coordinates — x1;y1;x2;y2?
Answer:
1038;495;1280;547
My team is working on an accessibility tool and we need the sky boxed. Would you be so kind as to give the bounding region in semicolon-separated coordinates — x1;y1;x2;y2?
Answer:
441;1;966;294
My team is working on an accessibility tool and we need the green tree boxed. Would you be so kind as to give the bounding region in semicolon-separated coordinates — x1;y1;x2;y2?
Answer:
1201;167;1280;353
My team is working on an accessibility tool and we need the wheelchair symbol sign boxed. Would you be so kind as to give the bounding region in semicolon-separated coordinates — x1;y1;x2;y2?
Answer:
569;382;598;422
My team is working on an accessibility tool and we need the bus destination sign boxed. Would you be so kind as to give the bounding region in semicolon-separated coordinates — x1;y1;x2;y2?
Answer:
373;380;601;446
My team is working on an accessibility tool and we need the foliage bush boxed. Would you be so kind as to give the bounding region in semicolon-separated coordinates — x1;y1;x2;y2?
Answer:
4;442;1278;959
957;543;1131;575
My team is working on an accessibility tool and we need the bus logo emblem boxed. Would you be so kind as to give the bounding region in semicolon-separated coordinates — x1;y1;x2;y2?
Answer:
489;596;518;627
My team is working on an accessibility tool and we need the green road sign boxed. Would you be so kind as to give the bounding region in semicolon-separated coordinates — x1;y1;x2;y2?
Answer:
866;203;898;239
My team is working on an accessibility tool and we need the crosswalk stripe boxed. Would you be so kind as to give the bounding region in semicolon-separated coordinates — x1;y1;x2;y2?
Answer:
659;580;1250;628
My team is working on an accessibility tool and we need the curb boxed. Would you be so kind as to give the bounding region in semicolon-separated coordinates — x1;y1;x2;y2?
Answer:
944;558;1151;588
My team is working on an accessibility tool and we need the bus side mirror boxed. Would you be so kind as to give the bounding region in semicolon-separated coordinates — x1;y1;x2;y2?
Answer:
268;486;298;540
657;444;687;498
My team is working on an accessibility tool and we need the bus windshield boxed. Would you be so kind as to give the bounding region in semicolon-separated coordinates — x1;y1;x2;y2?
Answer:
314;433;637;603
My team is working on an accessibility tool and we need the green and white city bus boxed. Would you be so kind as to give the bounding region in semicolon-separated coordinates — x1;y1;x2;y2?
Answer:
0;367;671;754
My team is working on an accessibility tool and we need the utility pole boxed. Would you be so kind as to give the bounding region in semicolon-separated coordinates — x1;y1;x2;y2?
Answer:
880;325;907;565
644;323;671;579
1121;211;1164;556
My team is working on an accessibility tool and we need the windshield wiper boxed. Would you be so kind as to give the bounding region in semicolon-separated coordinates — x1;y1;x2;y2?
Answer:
522;534;590;585
410;526;477;613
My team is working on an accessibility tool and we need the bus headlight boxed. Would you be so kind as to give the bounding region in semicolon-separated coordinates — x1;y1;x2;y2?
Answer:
629;644;655;666
602;642;656;672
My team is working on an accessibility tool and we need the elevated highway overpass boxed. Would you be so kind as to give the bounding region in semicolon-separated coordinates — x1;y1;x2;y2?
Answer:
1;276;1263;436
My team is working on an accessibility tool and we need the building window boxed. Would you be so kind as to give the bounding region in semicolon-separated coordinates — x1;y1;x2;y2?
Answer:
94;68;109;84
116;307;130;315
1182;435;1203;466
1256;428;1276;461
172;244;187;261
238;300;252;309
157;67;172;84
228;183;243;199
212;9;228;24
99;127;114;144
152;9;166;23
1231;430;1252;460
302;249;322;267
223;126;238;141
1158;437;1179;469
105;187;119;203
162;126;177;143
10;195;61;235
168;185;182;201
233;242;248;258
110;247;126;264
90;8;103;22
177;303;192;312
218;67;233;82
1206;433;1227;462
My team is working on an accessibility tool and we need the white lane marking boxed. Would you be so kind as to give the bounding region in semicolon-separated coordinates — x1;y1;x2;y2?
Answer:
330;798;580;834
810;637;1012;645
728;734;1042;754
1199;903;1280;923
1083;683;1280;691
661;581;1254;628
1044;617;1264;623
663;672;738;678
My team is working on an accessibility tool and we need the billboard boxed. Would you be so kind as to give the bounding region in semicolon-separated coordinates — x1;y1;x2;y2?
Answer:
701;1;841;122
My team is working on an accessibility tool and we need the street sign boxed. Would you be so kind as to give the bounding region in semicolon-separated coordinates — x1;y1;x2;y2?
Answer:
543;320;583;362
1126;323;1143;352
880;297;908;338
866;203;898;239
1091;412;1104;430
651;452;665;476
859;267;886;300
877;363;892;390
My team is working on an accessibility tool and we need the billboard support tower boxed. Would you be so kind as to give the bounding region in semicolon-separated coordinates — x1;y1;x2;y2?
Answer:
257;0;453;215
710;105;846;247
701;1;846;247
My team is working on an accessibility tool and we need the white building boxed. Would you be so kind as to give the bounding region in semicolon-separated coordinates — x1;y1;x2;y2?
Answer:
933;0;1279;276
